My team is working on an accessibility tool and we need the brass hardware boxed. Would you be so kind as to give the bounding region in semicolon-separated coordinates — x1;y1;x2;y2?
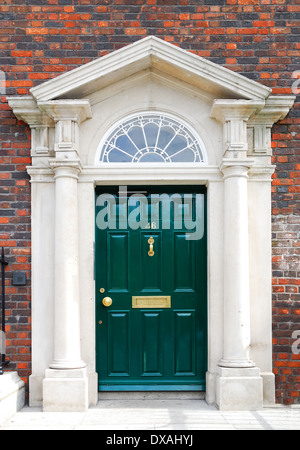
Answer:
102;297;113;307
100;288;105;293
132;296;171;309
148;236;155;257
99;320;103;325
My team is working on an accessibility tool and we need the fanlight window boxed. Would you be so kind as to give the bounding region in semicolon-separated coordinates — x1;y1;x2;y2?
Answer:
99;113;206;163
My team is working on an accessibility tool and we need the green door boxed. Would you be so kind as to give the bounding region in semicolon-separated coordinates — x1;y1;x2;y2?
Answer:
95;186;207;391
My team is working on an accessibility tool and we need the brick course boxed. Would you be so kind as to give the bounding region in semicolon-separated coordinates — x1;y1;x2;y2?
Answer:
0;0;299;404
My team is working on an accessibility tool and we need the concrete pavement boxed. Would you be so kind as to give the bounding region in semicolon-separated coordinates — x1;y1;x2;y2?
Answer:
1;399;300;430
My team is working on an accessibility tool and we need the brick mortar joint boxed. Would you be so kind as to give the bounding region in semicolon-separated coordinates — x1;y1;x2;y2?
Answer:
272;215;300;224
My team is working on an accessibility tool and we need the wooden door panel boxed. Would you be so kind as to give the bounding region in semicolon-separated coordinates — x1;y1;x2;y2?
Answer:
174;311;196;376
174;233;196;292
139;232;162;293
107;312;130;376
107;232;129;292
140;311;163;376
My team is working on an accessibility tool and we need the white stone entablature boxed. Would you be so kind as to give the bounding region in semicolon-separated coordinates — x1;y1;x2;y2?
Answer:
8;37;295;412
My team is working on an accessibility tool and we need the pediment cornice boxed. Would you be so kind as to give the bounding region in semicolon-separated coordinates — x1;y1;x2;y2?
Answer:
29;36;272;103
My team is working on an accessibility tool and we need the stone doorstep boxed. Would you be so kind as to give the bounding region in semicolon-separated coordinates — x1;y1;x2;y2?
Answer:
0;372;26;426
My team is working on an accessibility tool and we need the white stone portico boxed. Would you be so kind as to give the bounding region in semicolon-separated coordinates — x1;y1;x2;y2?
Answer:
8;37;295;412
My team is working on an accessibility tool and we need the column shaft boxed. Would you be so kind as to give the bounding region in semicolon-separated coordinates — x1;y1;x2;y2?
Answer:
220;164;254;368
50;163;85;370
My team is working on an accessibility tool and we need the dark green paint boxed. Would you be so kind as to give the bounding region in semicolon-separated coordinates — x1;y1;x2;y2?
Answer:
95;186;207;391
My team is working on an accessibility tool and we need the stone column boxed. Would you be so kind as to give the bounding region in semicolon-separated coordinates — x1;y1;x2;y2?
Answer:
211;100;264;410
50;161;85;370
39;100;92;412
220;162;255;369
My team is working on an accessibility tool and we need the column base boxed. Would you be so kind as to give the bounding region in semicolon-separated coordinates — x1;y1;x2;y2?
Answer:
205;371;216;406
43;368;89;412
49;359;86;370
216;367;263;411
218;358;256;368
29;374;43;406
261;371;276;406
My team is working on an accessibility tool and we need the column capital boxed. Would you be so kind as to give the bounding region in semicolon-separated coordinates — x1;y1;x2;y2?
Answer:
7;96;53;127
211;99;264;124
37;99;92;125
38;100;92;159
211;100;264;159
248;95;296;155
220;158;254;179
249;95;296;127
7;96;54;158
50;158;82;177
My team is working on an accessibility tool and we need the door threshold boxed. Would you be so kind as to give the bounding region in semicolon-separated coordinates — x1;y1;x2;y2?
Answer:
98;391;206;400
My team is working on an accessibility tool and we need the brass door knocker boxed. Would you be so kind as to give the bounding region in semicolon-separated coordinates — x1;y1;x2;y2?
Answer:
148;236;155;257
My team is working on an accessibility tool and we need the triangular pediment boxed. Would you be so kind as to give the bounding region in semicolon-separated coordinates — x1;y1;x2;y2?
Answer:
30;36;272;102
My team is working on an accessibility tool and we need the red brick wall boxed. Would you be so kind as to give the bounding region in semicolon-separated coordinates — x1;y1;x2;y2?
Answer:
0;117;31;384
0;0;299;404
272;214;300;404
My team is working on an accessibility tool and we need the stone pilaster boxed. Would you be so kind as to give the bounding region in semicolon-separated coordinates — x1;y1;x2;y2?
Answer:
7;96;55;162
248;95;296;156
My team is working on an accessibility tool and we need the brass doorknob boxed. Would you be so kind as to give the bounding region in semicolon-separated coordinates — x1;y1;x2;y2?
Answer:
102;297;113;307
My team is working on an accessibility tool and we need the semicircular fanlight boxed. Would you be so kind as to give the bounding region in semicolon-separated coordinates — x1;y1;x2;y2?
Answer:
99;113;206;163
